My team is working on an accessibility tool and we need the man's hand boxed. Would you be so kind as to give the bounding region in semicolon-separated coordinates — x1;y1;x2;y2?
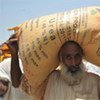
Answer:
5;34;18;56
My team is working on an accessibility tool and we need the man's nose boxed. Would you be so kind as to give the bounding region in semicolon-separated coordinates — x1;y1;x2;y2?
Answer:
71;58;76;66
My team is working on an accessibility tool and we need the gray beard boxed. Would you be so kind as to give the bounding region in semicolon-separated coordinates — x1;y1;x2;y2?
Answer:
60;62;86;86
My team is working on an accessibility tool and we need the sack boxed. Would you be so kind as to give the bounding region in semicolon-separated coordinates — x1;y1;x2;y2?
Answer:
9;6;100;95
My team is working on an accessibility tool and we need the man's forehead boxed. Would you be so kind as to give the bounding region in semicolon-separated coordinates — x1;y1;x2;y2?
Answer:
61;44;81;55
59;41;84;57
62;44;79;51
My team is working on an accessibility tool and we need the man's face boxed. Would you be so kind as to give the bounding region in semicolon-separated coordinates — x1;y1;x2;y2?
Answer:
0;81;8;96
61;44;83;73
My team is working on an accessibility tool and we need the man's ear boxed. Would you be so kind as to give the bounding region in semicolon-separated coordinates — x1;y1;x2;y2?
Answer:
58;51;63;62
60;55;63;62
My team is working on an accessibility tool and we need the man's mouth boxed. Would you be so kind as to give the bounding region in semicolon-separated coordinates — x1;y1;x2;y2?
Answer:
69;66;80;73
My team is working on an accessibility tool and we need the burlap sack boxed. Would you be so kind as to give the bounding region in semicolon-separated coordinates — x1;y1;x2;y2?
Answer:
9;6;100;95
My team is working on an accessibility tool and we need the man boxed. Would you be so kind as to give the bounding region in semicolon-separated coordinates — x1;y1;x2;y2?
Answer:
43;41;100;100
0;49;9;100
0;80;8;98
6;38;100;100
0;34;33;100
0;58;33;100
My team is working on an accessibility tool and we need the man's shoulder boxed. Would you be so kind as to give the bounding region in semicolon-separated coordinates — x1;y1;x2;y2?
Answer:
50;69;60;74
86;71;100;81
49;70;60;79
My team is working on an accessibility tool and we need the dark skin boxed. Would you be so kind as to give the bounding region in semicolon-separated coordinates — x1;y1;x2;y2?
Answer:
0;80;8;96
59;41;84;73
6;36;22;88
61;44;83;73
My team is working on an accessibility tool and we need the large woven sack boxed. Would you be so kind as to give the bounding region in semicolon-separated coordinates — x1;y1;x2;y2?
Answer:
9;6;100;95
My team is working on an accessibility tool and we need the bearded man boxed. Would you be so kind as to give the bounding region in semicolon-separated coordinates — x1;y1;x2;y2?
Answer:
6;38;100;100
43;41;100;100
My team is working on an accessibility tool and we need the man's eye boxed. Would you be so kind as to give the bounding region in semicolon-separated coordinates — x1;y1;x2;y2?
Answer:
64;55;71;60
75;54;81;58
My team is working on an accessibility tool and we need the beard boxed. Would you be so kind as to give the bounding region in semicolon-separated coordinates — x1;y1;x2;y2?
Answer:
60;62;86;86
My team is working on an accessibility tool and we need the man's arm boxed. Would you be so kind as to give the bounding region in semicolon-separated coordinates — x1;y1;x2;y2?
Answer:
6;36;22;88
